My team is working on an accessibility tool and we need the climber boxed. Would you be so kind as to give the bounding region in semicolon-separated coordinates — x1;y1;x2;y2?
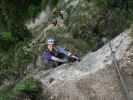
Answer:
42;38;80;68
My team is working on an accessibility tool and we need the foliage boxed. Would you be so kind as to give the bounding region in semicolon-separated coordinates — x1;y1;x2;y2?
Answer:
0;41;33;81
59;0;133;50
0;0;59;37
0;0;31;41
0;78;41;100
13;78;43;100
0;0;60;86
0;32;12;41
0;87;14;100
14;78;40;93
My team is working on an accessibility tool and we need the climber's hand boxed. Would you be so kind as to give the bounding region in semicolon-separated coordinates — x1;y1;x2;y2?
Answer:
70;55;80;62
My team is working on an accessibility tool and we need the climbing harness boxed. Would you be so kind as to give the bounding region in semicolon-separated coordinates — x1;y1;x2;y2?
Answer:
109;34;131;100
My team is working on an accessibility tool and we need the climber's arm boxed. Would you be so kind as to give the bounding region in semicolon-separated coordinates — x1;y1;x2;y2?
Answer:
51;56;67;63
42;52;66;62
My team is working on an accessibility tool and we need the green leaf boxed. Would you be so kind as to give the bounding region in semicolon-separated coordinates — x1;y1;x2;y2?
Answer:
3;32;12;40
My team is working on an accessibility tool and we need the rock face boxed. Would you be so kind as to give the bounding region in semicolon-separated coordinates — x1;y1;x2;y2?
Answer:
33;29;133;100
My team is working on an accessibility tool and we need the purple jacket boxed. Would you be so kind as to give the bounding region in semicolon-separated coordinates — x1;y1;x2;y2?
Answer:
42;46;70;62
42;52;55;62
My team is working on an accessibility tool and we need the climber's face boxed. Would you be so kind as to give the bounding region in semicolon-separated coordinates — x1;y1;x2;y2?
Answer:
48;44;56;51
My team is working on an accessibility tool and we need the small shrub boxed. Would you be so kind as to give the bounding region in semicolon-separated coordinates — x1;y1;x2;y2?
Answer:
0;78;42;100
0;86;15;100
14;78;40;93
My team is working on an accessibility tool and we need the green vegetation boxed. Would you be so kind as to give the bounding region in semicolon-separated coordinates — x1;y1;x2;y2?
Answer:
0;1;59;99
0;0;57;87
14;78;40;93
0;87;14;100
0;41;33;82
61;0;133;50
0;78;42;100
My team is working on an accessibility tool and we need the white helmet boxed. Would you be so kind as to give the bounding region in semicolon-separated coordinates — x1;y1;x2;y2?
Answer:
47;38;55;45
